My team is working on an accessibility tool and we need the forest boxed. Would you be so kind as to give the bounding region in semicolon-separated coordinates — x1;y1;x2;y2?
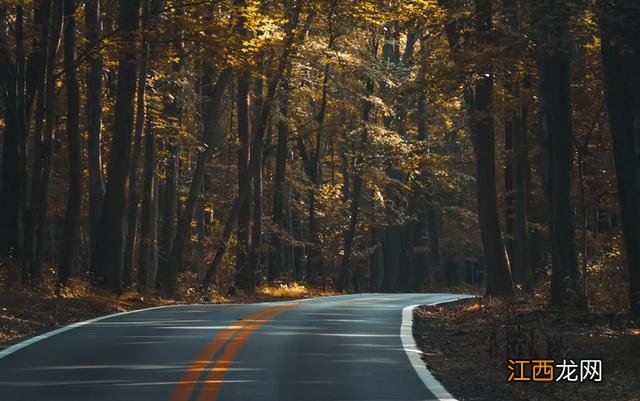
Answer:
0;0;638;318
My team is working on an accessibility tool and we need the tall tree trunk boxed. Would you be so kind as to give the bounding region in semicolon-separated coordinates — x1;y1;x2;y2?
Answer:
512;111;531;292
469;0;513;297
235;72;253;292
159;142;179;278
123;0;152;287
138;115;156;290
59;0;81;285
0;5;25;257
149;172;159;285
91;0;141;292
85;0;105;265
337;77;373;291
337;170;363;292
32;0;64;281
0;99;19;257
15;4;27;261
249;75;264;287
504;121;515;271
195;182;206;282
230;0;253;293
533;1;580;307
22;0;50;278
502;0;532;293
268;76;290;281
156;3;183;290
598;0;640;317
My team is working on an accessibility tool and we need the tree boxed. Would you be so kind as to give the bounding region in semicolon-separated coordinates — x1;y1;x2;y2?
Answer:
597;0;640;317
26;0;64;281
502;0;532;293
268;74;291;281
58;0;81;285
0;0;633;315
85;0;105;262
91;0;142;292
161;69;232;295
532;1;580;307
235;70;253;291
203;1;301;290
337;74;373;292
233;0;253;292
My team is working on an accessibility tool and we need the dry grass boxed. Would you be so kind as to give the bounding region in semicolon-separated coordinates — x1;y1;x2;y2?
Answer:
257;282;314;298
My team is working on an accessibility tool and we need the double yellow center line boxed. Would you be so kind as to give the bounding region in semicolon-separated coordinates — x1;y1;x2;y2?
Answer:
170;304;297;401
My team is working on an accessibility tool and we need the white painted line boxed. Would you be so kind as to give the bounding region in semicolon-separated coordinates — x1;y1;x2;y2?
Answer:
0;295;319;360
0;304;179;360
401;296;473;401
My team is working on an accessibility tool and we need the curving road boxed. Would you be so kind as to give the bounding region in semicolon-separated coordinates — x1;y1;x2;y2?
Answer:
0;293;470;401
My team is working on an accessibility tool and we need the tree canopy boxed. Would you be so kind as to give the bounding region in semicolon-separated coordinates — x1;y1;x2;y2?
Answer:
0;0;638;316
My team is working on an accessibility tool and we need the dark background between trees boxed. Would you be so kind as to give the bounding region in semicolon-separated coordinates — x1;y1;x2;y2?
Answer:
0;0;638;316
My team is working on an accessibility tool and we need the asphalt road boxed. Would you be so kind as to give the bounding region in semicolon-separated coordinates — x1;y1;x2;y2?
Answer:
0;293;470;401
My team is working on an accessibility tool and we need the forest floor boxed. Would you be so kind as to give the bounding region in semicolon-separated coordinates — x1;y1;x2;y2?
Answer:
0;291;163;347
414;297;640;401
0;263;332;348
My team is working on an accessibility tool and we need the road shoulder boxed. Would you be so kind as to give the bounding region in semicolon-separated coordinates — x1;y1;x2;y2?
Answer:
413;298;640;401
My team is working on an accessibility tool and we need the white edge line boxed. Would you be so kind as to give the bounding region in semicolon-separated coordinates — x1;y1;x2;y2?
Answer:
401;295;475;401
0;294;325;359
0;304;179;360
0;295;321;359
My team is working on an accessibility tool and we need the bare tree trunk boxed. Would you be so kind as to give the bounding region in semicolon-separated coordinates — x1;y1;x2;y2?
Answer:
85;0;105;265
502;0;532;293
0;4;27;258
469;0;513;297
235;72;253;291
598;0;640;317
268;76;290;281
0;98;19;257
59;0;81;285
504;121;515;271
155;2;185;291
32;0;64;281
22;0;50;277
159;142;179;276
91;0;141;292
533;1;579;307
195;182;206;282
15;5;27;261
337;170;363;292
249;74;264;285
138;115;156;290
123;0;153;287
149;173;159;285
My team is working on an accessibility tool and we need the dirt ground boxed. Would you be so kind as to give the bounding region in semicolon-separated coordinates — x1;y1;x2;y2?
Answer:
0;292;165;347
414;298;640;401
0;264;329;348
